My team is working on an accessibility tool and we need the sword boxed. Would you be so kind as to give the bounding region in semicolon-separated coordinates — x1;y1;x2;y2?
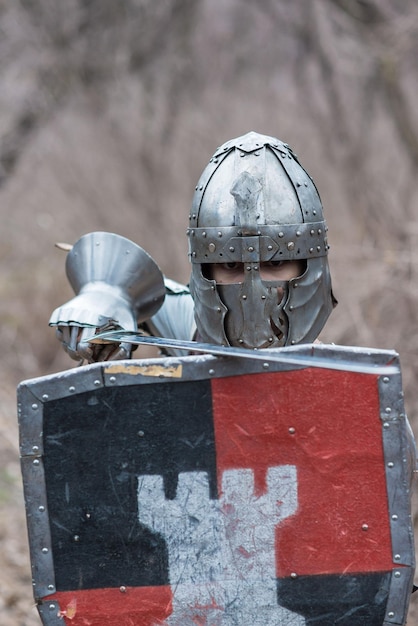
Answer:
87;330;399;374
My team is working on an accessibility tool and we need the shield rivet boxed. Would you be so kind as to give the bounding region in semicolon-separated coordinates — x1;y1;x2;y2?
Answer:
109;376;116;383
394;571;401;578
388;612;395;618
49;604;56;611
290;572;298;579
120;586;127;593
289;427;296;434
392;514;398;520
263;363;269;370
42;547;49;553
69;386;75;393
48;584;54;591
33;459;40;466
361;524;369;531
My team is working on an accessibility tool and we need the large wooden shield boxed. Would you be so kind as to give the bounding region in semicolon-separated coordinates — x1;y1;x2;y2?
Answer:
17;344;415;625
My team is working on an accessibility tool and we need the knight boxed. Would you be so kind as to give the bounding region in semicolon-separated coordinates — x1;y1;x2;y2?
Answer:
49;131;337;360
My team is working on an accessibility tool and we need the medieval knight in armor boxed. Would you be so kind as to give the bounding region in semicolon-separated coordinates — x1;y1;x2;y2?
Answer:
49;131;337;360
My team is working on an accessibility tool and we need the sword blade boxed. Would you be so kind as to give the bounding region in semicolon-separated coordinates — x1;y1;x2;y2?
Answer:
87;330;398;375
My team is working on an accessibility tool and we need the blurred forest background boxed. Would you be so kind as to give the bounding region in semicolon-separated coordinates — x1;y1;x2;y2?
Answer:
1;0;418;623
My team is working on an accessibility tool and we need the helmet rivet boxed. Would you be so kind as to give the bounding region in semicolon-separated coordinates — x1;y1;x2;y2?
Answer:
317;246;321;252
261;295;266;299
278;232;284;238
213;158;219;163
202;231;207;237
267;245;273;251
287;242;295;251
296;182;301;188
313;210;317;215
253;266;259;271
192;214;196;219
217;307;222;312
304;182;308;187
246;266;251;271
254;152;260;156
239;339;244;344
268;337;274;343
240;152;245;157
296;231;301;237
242;295;247;300
195;186;198;191
294;283;298;288
289;305;294;311
309;247;314;253
192;251;196;257
217;231;222;237
229;246;235;252
208;243;216;253
248;246;254;252
310;229;315;236
318;229;322;234
199;186;203;190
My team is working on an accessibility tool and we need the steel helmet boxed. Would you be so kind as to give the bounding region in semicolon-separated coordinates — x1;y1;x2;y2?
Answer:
187;131;336;348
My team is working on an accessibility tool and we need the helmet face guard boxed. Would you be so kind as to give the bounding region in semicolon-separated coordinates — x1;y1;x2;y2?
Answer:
188;131;336;348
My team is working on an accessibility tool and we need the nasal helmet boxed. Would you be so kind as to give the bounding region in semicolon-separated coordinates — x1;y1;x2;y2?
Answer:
188;131;336;349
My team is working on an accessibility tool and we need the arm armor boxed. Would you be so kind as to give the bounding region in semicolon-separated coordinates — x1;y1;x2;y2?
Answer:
49;232;166;333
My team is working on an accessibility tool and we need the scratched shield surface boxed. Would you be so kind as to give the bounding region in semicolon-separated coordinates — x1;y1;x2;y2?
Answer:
17;345;415;625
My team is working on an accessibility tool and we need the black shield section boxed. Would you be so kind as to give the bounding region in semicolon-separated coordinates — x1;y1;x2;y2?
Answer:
42;379;215;591
277;572;391;625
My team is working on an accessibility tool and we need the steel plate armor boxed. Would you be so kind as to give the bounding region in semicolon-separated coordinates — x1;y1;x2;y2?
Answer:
188;131;336;349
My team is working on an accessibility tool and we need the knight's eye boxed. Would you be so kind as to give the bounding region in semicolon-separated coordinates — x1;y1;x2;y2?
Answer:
267;260;284;267
224;262;240;270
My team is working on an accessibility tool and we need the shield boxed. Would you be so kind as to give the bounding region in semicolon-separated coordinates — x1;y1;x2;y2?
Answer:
17;344;415;625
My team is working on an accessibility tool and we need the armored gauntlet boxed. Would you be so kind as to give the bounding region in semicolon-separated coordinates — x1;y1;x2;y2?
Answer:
49;232;165;362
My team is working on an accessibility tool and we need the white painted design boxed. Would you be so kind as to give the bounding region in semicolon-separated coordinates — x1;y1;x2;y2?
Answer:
138;466;304;625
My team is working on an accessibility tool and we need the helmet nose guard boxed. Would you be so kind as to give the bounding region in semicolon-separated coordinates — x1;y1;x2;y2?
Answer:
188;131;336;348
